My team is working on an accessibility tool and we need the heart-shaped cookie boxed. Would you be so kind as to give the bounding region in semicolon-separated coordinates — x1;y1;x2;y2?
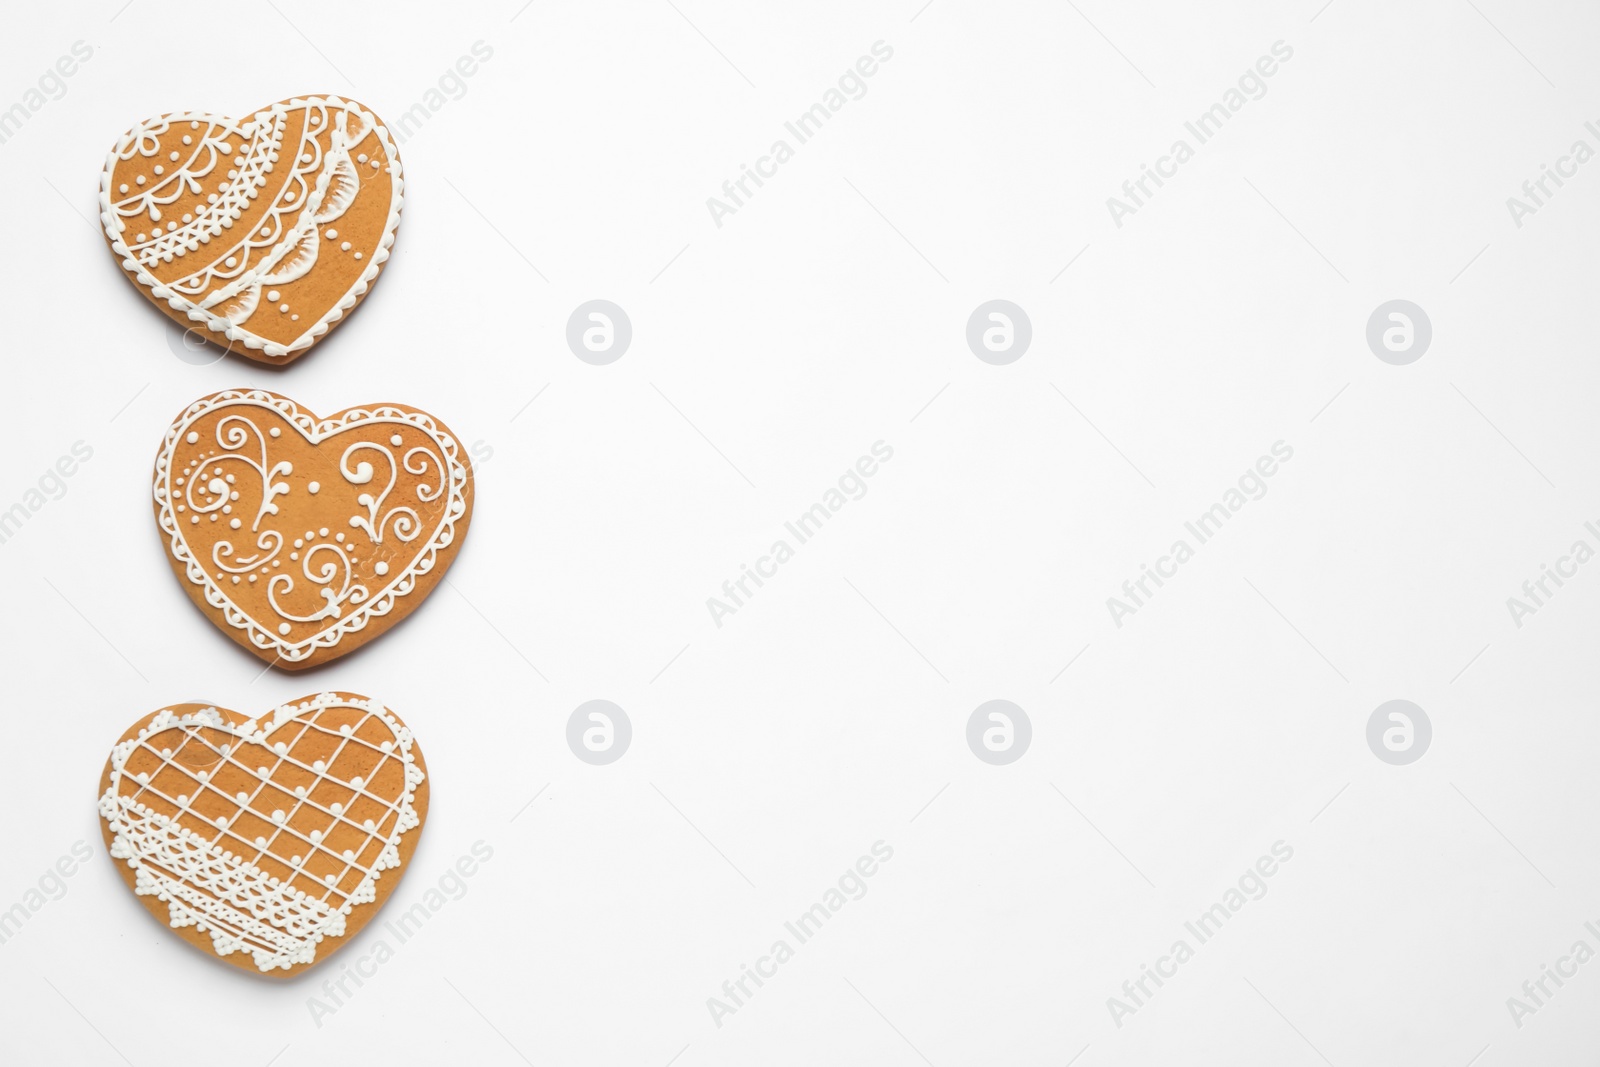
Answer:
99;96;402;364
98;693;428;975
154;390;474;670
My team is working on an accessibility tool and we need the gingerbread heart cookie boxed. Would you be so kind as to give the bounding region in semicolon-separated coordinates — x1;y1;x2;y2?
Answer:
99;96;402;364
154;390;473;670
98;693;427;975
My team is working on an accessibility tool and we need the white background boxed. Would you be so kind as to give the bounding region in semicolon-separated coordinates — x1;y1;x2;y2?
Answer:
1;1;1598;1064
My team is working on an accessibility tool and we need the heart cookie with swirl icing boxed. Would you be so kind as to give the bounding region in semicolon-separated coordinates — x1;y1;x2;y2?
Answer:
99;96;402;364
98;693;428;975
154;390;474;670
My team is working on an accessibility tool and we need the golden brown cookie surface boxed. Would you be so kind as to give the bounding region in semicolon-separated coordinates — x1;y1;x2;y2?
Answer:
99;95;402;364
97;694;429;976
153;390;474;670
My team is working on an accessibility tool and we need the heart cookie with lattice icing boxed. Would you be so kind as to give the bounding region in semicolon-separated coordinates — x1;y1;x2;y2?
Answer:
154;390;474;670
98;693;428;975
99;95;402;364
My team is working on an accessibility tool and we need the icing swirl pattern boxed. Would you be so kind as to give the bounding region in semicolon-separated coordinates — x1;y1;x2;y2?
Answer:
153;390;474;669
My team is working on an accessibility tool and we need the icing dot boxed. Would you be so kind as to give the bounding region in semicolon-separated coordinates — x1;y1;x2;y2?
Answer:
230;491;239;501
319;528;329;537
235;792;249;803
292;315;300;321
353;252;362;260
222;505;232;514
186;431;200;444
278;623;291;636
369;160;379;169
181;214;192;223
331;802;344;815
154;165;164;175
256;767;269;776
309;830;323;843
295;786;307;798
229;518;241;529
379;741;392;753
210;514;219;522
225;256;237;267
335;532;344;543
307;482;320;494
339;724;352;736
324;228;337;239
341;241;351;252
166;222;177;231
266;290;280;302
363;819;375;830
357;154;367;163
190;121;198;128
301;152;313;163
279;303;289;313
290;552;299;561
374;562;389;576
231;576;240;584
390;434;403;446
312;760;326;773
183;135;192;145
226;474;235;483
118;183;128;194
255;837;267;848
169;151;179;161
215;816;228;828
351;777;364;789
273;742;287;755
136;175;145;185
271;810;286;823
196;771;209;782
293;539;304;548
291;855;303;866
218;141;232;152
305;530;315;539
247;574;257;583
269;427;281;437
324;874;336;885
190;516;199;524
208;477;225;495
342;850;355;861
177;795;188;805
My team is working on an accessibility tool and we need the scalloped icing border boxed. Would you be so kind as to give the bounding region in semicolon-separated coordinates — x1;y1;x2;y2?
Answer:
99;95;404;360
153;390;469;664
99;693;425;972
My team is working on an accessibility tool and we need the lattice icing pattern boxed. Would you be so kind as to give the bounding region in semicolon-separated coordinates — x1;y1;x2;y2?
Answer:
99;695;423;971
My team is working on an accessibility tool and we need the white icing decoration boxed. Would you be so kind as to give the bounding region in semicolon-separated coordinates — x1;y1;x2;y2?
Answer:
99;694;424;972
153;391;469;664
98;98;403;360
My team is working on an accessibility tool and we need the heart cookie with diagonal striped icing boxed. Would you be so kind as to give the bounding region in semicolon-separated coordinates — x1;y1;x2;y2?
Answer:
99;95;402;364
98;693;428;975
